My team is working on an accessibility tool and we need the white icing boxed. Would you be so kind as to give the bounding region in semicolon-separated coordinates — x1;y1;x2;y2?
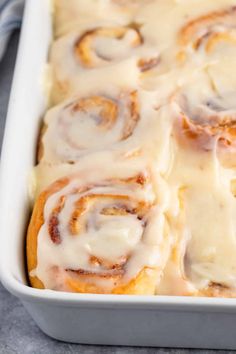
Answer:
35;171;170;291
53;0;155;37
50;26;159;103
40;89;172;167
31;0;236;295
158;62;236;295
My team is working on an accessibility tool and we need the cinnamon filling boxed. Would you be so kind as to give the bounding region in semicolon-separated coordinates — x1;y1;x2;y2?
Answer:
56;91;140;153
178;111;236;150
75;26;143;68
179;6;236;46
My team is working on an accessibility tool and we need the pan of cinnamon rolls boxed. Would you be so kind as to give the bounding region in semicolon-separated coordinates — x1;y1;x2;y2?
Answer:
27;0;236;297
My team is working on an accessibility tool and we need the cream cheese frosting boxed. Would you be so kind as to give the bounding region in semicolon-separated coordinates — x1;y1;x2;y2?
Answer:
30;0;236;296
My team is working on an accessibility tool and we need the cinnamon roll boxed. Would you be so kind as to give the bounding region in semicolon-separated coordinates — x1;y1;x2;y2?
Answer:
171;64;236;166
39;91;140;163
54;0;155;37
38;88;173;167
158;176;236;298
163;110;236;298
50;25;159;103
176;185;236;298
177;5;236;64
75;25;159;72
175;95;236;153
27;172;170;294
27;0;236;299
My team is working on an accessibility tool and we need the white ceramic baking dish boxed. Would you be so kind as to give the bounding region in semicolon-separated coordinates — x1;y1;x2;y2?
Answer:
1;0;236;349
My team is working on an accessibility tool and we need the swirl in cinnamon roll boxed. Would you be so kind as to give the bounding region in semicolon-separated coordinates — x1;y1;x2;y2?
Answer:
176;94;236;152
50;25;159;102
75;26;141;68
171;65;236;161
178;6;236;63
39;91;140;164
27;172;170;294
38;88;173;168
75;25;159;72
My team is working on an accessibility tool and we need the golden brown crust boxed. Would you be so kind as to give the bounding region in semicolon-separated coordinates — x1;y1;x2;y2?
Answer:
37;123;48;163
197;283;236;298
27;175;158;294
66;267;157;295
27;178;69;289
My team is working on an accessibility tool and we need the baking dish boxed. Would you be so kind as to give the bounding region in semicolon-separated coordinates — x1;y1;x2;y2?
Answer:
1;0;236;349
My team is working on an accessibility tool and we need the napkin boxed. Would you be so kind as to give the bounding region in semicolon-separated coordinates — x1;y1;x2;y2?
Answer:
0;0;24;60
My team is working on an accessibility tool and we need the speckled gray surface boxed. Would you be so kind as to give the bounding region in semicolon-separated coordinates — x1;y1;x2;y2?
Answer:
0;31;232;354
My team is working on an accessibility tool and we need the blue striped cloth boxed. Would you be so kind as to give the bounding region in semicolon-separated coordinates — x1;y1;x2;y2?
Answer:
0;0;24;60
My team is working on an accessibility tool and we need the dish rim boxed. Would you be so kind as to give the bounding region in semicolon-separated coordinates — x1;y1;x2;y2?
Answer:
2;269;236;311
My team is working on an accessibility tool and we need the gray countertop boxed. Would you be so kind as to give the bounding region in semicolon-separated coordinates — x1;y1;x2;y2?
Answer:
0;31;231;354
